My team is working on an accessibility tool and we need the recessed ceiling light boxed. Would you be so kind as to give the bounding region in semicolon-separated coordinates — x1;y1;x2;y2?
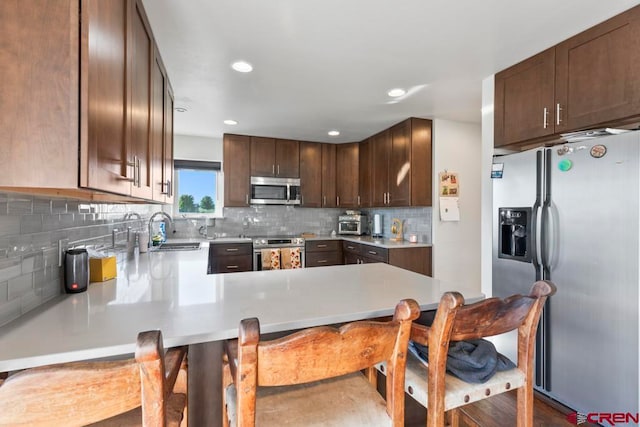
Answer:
328;130;340;137
223;119;238;125
387;88;406;97
231;61;253;73
174;106;188;113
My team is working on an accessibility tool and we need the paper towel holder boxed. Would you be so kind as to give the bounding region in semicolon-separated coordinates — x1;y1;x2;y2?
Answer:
372;214;383;238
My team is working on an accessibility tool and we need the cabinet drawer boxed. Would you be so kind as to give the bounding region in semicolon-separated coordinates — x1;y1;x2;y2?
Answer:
208;254;253;274
305;251;343;267
209;243;252;257
306;240;341;252
360;244;388;262
342;241;361;255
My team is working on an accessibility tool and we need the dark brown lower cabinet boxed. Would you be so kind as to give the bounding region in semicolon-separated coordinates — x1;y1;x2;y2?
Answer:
305;240;343;268
208;243;253;274
342;241;432;276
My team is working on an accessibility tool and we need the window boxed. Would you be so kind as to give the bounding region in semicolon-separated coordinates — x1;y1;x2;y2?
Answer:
173;160;223;217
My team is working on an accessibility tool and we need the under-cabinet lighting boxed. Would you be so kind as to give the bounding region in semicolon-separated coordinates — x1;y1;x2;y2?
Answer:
223;119;238;125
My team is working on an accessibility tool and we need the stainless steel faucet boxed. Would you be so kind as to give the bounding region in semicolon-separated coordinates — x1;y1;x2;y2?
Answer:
148;211;174;244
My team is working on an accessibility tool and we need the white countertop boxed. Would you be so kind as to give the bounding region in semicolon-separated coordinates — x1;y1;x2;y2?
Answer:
306;235;432;249
0;245;480;372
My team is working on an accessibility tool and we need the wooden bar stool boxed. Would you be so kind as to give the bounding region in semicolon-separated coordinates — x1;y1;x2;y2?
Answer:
222;298;420;426
375;280;556;427
0;330;188;427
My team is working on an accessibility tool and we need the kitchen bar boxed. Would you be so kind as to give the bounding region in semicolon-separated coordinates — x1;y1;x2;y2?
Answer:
0;244;482;425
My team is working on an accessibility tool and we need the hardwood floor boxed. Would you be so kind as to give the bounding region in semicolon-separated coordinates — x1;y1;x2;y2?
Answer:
404;390;597;427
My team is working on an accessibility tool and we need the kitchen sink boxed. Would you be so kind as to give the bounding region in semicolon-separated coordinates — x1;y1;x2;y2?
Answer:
152;242;201;251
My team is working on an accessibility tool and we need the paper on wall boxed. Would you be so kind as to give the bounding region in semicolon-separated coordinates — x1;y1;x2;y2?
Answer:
439;197;460;221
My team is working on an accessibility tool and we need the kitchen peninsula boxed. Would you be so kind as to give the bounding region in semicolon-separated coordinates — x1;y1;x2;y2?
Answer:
0;243;482;425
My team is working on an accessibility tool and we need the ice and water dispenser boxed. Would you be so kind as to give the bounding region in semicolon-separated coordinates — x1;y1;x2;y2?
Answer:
498;208;531;262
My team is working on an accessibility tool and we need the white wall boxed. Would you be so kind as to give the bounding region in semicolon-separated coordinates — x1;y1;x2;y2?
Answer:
432;119;482;291
174;134;222;161
480;76;495;297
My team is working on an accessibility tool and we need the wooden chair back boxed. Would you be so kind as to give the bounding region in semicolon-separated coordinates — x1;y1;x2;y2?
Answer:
0;330;187;427
228;298;420;426
410;280;556;427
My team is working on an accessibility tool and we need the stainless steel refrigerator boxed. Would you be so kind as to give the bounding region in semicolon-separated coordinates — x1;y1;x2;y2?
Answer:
492;131;639;414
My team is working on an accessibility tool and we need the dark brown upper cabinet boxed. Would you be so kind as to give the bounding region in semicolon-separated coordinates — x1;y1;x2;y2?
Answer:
224;134;251;207
299;141;322;207
0;0;174;202
495;4;640;148
250;137;300;178
336;142;359;208
358;139;372;208
370;118;432;207
321;143;337;208
494;49;556;148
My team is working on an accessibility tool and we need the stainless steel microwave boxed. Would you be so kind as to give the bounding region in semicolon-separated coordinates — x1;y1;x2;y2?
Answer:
250;176;301;205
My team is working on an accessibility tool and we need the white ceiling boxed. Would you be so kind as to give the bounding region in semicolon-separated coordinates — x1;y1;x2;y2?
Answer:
142;1;639;143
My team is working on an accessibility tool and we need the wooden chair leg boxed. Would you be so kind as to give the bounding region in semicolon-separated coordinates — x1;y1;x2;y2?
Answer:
222;358;232;427
516;386;534;427
365;366;378;388
446;408;460;427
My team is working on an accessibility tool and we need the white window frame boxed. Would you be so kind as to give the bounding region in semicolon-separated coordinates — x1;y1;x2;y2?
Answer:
172;160;224;218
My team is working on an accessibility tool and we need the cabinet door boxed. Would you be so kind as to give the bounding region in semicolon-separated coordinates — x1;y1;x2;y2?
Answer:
299;141;322;207
371;130;390;206
358;139;372;207
344;252;360;265
494;48;555;147
555;6;640;132
81;0;131;195
0;0;79;189
336;142;359;208
250;137;276;177
321;143;337;207
410;118;433;206
151;50;166;202
163;83;175;204
129;0;153;199
224;134;251;206
389;120;411;206
275;139;300;178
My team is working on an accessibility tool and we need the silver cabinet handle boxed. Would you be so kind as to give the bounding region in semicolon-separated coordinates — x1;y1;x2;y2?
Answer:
277;165;280;175
246;194;249;204
543;107;549;129
323;196;326;206
168;179;172;197
358;195;361;206
347;245;355;250
225;248;239;252
337;196;340;206
136;156;141;187
317;244;327;248
301;195;304;205
387;192;390;204
368;250;378;255
272;164;275;175
226;265;239;269
318;260;327;264
556;103;562;125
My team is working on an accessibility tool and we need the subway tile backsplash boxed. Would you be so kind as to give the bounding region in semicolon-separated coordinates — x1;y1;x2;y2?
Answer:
0;191;432;327
0;192;159;327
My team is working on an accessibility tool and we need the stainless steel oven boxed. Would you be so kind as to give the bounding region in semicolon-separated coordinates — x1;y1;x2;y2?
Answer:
253;236;305;270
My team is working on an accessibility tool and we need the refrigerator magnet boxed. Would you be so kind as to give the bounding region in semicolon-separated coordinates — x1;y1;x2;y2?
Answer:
589;144;607;158
558;159;573;172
